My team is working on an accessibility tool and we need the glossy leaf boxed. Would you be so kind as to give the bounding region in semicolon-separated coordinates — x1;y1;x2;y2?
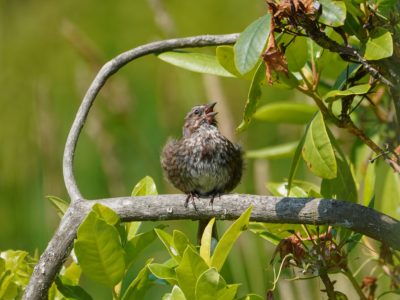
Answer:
211;206;252;271
199;218;215;266
125;229;158;267
302;112;337;179
155;229;181;262
287;117;314;194
54;277;92;300
173;230;194;258
216;46;246;79
74;211;126;287
321;156;357;202
246;142;297;159
61;261;82;286
195;268;226;300
323;84;371;102
319;0;347;27
121;259;153;300
374;161;400;219
236;62;265;132
46;196;69;218
164;285;187;300
364;28;393;60
157;51;234;77
285;36;308;72
254;102;316;124
132;175;158;196
92;203;119;226
332;64;362;90
176;247;209;300
234;14;271;74
148;263;177;281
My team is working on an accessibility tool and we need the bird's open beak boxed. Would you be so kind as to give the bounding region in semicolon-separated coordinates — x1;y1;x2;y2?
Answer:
205;102;218;117
205;102;218;123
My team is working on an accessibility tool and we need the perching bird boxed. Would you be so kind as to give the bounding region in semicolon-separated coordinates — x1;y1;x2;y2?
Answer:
161;102;243;242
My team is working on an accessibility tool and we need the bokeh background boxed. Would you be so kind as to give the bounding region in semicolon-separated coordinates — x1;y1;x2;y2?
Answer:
2;1;387;299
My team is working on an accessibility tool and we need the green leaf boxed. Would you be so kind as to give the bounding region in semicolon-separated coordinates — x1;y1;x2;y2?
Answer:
157;51;234;78
74;211;126;287
92;203;120;226
54;277;92;300
173;230;194;258
216;46;251;79
332;64;362;90
121;259;154;300
374;161;400;219
126;222;141;240
234;14;271;74
319;0;347;27
195;268;228;300
46;196;69;218
302;112;337;179
211;206;252;271
236;62;265;133
176;247;209;300
364;28;393;60
321;156;357;202
125;229;158;267
132;176;158;196
323;84;371;102
148;263;177;281
61;262;82;286
287;118;313;194
155;229;181;262
267;182;308;197
285;36;308;72
236;294;265;300
254;102;316;124
165;285;187;300
246;142;297;159
199;218;215;266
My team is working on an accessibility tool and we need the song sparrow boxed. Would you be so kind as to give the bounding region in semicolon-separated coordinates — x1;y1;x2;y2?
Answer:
161;102;243;241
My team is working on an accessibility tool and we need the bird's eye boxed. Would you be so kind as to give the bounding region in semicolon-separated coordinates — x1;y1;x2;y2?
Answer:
193;109;200;115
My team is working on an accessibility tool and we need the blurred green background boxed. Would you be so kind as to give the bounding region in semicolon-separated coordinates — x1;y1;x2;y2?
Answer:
1;1;382;299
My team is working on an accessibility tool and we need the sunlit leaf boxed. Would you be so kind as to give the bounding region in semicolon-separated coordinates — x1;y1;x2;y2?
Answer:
172;230;194;258
211;206;252;271
92;203;119;226
236;294;265;300
302;112;337;179
157;51;234;77
176;247;208;300
234;14;271;74
132;176;158;196
148;263;177;282
46;196;69;218
246;142;297;159
254;102;316;124
164;285;187;300
364;28;393;60
200;218;216;266
323;84;371;102
195;268;226;300
155;229;181;262
216;46;250;79
319;0;347;27
74;210;126;287
236;62;265;133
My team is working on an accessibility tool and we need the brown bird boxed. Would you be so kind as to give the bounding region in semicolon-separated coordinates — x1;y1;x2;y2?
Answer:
161;102;243;242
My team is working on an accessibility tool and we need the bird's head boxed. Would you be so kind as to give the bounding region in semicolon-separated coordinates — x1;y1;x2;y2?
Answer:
183;102;218;137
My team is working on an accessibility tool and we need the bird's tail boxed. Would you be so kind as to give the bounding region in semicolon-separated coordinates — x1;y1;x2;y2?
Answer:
197;219;218;245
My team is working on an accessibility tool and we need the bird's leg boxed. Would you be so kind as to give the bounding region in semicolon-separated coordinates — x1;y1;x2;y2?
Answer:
208;193;221;208
185;192;198;211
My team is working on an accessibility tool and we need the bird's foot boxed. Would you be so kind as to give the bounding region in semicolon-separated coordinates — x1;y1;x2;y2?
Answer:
185;192;199;211
208;193;221;208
